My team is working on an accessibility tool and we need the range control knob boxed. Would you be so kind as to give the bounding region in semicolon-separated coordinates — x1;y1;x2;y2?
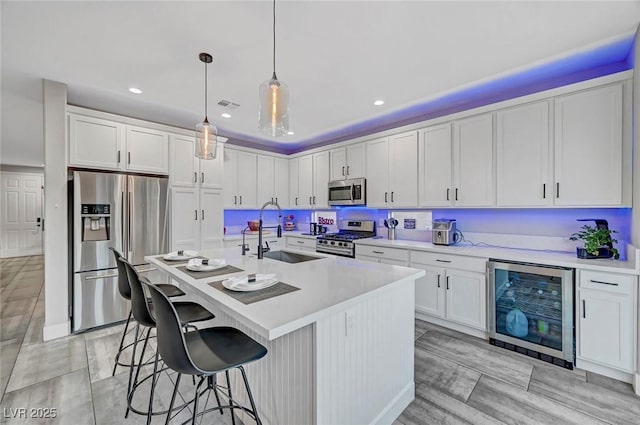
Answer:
330;241;335;245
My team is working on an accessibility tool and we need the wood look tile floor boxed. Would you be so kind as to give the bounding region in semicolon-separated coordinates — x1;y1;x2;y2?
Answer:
2;255;639;424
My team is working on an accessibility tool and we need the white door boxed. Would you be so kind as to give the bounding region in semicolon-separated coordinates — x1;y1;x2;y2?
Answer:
1;173;44;258
329;148;347;181
273;157;289;208
419;124;453;207
199;189;224;250
170;187;200;251
169;134;198;187
237;152;257;208
413;264;446;318
454;114;494;207
445;269;487;330
345;142;366;179
313;151;330;208
257;155;275;206
200;143;224;190
389;131;418;207
223;149;239;208
297;155;314;208
365;137;390;207
496;102;551;206
125;125;169;174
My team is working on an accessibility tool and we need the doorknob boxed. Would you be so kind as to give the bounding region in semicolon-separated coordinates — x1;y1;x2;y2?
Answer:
36;217;41;227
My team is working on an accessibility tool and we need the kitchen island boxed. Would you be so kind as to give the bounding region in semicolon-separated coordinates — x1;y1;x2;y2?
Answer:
147;247;425;425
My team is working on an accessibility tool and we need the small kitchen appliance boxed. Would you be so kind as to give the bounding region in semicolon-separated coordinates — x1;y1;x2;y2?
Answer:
328;178;366;206
316;220;376;258
432;218;461;245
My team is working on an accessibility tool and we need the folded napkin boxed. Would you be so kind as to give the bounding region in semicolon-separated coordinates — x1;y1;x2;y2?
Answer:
226;273;276;288
165;250;198;259
187;258;225;268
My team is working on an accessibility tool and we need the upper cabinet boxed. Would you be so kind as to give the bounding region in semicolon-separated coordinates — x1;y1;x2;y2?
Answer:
257;155;290;208
419;113;494;207
290;152;329;209
224;149;257;209
366;131;418;208
554;84;623;206
69;113;169;174
329;143;366;181
169;134;223;189
496;101;551;207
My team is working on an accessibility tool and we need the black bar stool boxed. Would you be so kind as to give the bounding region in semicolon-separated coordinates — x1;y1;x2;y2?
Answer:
144;280;268;425
121;258;215;424
109;248;186;377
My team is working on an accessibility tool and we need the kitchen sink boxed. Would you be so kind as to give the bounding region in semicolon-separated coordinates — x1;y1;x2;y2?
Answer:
262;251;323;264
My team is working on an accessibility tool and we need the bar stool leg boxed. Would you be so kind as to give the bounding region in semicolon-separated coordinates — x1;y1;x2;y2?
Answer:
145;351;160;425
129;326;152;410
225;370;236;425
211;374;224;415
113;309;133;376
191;377;205;425
164;373;181;425
239;366;262;425
125;323;141;418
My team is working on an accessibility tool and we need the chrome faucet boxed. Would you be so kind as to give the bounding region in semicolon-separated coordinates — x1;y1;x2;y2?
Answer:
257;200;282;259
240;225;251;255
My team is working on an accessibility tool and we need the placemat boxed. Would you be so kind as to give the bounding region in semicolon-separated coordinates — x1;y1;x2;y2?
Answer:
209;280;300;305
176;264;244;279
155;255;205;266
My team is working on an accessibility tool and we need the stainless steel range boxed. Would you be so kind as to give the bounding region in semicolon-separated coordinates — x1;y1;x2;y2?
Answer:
316;220;376;257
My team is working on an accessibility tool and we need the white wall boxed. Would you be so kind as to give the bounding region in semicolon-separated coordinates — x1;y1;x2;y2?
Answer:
42;80;69;340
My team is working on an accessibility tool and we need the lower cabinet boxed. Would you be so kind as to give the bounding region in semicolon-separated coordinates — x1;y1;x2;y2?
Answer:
285;236;316;253
577;270;636;373
170;187;223;251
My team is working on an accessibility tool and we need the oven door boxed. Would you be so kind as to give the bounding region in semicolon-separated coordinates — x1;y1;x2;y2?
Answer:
328;178;365;206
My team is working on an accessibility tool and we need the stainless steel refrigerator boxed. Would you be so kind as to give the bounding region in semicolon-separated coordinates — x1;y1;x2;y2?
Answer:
69;170;169;332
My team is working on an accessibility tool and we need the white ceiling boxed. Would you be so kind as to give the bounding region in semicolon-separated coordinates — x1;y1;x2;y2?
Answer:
2;1;639;167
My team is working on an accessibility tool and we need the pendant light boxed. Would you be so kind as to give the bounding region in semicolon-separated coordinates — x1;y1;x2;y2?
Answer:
195;52;218;160
258;0;290;136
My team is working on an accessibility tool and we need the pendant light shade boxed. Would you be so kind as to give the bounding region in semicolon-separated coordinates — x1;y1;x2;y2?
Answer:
258;0;290;136
196;52;218;160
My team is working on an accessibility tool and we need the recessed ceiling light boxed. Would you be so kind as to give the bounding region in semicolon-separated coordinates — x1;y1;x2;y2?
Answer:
128;87;142;94
287;131;295;135
221;113;231;118
373;100;384;106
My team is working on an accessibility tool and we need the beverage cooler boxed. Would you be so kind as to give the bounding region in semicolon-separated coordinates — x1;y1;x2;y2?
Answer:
488;260;574;369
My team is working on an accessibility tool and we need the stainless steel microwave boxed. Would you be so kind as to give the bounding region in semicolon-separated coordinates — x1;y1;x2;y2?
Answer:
328;178;366;206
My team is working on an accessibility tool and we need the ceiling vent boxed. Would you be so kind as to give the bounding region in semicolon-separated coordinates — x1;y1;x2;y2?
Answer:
217;99;240;110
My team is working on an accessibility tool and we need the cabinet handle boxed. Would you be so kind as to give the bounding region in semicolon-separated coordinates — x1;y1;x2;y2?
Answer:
589;279;619;286
201;209;205;220
194;172;198;183
239;195;242;205
542;183;546;199
342;166;345;176
313;195;316;204
372;250;384;254
297;240;304;244
446;188;450;201
455;188;458;201
391;192;394;202
234;195;237;205
201;172;204;183
117;151;121;163
309;196;312;204
295;197;298;206
446;276;450;290
384;192;388;202
194;210;198;220
582;299;586;318
275;197;278;204
436;259;451;263
437;274;440;288
128;152;131;164
556;182;560;198
347;165;350;175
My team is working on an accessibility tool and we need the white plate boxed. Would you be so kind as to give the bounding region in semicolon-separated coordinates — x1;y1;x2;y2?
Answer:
163;250;198;261
186;263;227;272
222;277;279;292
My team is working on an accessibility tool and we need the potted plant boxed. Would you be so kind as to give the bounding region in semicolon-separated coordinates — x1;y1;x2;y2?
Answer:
569;224;619;260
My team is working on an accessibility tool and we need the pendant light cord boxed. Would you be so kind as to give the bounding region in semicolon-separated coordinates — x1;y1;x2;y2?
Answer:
204;59;208;118
272;0;277;79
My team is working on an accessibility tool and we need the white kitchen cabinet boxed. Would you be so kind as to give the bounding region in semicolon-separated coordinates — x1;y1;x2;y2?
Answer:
554;84;623;206
125;126;169;174
170;134;224;188
170;187;223;251
365;132;418;208
285;236;316;252
313;151;330;208
298;155;314;208
496;101;551;206
256;155;289;208
419;114;493;207
289;158;300;208
274;158;289;208
329;143;366;181
69;114;124;170
199;189;224;249
445;268;487;330
224;149;257;209
577;270;635;372
290;153;328;209
413;263;446;318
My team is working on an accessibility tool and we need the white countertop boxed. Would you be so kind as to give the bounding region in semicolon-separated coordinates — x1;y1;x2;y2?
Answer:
147;248;425;340
223;231;318;242
355;238;640;275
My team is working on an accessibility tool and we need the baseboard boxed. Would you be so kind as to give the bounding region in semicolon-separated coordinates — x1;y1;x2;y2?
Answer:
370;381;414;425
42;321;70;341
575;358;633;383
416;312;488;340
633;373;640;396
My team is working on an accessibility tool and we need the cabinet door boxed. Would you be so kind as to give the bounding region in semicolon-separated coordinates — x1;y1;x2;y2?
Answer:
69;114;123;170
257;155;275;206
126;126;169;174
329;148;347;181
289;158;301;208
199;143;224;189
313;151;330;208
380;258;409;266
554;84;623;206
169;135;198;187
365;137;390;207
454;114;494;206
346;143;366;179
389;131;418;207
578;289;633;371
170;187;200;251
237;152;257;208
419;124;453;207
445;269;486;330
223;149;239;208
297;154;314;208
496;102;550;206
273;157;289;208
412;264;446;318
199;189;224;250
